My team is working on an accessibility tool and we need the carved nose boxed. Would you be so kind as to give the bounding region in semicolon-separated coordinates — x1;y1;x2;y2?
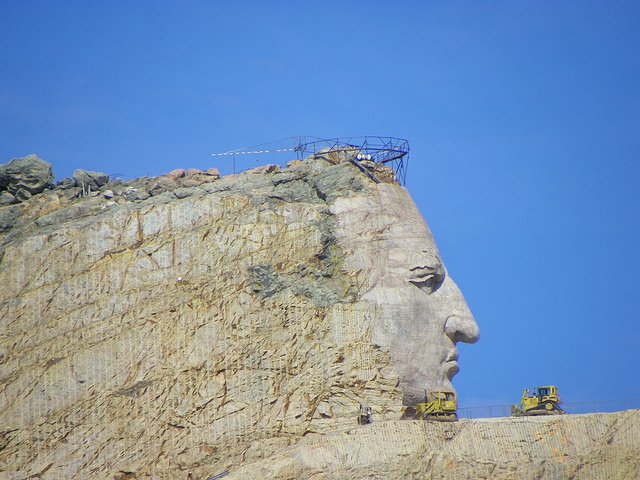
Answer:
445;315;480;344
437;275;480;344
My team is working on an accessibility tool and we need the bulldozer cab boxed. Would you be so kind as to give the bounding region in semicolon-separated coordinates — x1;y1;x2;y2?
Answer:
537;386;550;397
426;391;455;405
415;391;457;421
526;386;560;403
537;386;558;401
513;385;564;416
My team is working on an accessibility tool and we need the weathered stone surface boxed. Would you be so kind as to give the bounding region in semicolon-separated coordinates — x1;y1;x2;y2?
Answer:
73;169;110;190
247;163;280;174
1;154;633;478
123;186;151;201
167;168;186;179
0;191;17;206
56;177;76;190
0;204;20;232
0;155;53;197
147;176;178;196
14;188;32;202
207;167;221;178
230;411;640;479
0;157;409;478
358;159;397;184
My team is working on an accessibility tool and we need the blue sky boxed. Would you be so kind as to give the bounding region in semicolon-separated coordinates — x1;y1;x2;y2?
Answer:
2;1;639;409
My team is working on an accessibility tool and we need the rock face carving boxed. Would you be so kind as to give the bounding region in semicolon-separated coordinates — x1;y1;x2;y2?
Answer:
332;185;479;405
0;155;478;477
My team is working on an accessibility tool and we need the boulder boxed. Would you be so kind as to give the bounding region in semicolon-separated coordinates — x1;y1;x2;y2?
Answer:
180;169;219;187
73;169;110;191
0;155;54;196
123;187;150;202
246;164;280;174
206;167;221;178
56;177;77;190
13;188;32;202
0;191;17;206
147;176;177;196
167;168;186;180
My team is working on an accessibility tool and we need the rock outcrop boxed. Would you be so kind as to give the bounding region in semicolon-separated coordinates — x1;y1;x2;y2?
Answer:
0;156;406;478
72;169;110;191
0;155;53;204
0;154;636;479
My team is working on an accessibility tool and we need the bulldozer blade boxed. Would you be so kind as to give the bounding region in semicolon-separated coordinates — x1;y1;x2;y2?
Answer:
422;413;458;422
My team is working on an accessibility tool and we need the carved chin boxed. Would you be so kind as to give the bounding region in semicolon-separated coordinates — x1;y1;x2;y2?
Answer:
402;370;457;405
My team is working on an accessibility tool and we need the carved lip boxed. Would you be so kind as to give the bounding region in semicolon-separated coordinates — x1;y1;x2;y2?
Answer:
444;349;460;378
445;349;459;362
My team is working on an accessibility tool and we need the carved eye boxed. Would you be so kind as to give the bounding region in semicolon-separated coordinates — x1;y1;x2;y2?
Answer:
408;267;443;294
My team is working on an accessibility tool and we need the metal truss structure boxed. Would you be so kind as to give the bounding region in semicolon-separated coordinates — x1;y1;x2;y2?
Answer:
211;136;410;184
294;136;410;185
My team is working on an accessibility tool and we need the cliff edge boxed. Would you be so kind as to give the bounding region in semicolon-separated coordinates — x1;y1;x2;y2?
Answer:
0;154;637;479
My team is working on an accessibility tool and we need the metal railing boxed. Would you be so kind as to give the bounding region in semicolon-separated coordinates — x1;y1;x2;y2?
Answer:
295;136;410;184
210;136;411;184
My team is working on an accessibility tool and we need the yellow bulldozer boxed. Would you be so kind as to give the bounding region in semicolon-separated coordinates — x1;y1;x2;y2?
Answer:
511;385;565;416
415;391;458;421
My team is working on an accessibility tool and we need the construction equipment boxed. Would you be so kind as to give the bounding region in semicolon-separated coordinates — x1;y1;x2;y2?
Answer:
511;386;565;416
415;391;458;421
357;404;373;425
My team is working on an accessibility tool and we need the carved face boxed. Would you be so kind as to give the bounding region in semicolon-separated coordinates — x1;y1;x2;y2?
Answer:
331;184;479;405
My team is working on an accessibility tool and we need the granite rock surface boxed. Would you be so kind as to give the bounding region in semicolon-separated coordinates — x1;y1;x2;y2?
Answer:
0;155;53;203
0;157;407;478
229;410;640;479
1;154;636;479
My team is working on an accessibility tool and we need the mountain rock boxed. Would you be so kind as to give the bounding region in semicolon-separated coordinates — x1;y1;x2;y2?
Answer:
73;169;110;190
0;155;53;200
0;191;17;206
230;410;640;479
0;153;636;479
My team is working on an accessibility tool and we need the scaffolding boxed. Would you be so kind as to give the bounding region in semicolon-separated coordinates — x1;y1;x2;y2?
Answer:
294;136;410;185
211;136;410;185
